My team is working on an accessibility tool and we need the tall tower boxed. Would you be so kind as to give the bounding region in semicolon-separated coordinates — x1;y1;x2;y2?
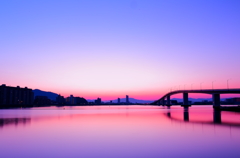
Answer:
126;95;129;104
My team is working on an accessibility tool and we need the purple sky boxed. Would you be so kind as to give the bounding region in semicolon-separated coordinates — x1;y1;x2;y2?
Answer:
1;0;240;100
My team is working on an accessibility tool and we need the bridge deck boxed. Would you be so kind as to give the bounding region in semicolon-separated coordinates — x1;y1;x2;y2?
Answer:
152;88;240;105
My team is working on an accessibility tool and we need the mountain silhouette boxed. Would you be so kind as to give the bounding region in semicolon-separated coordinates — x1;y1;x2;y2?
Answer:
33;89;58;101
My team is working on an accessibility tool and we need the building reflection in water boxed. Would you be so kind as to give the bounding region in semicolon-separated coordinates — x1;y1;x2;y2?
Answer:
0;118;31;128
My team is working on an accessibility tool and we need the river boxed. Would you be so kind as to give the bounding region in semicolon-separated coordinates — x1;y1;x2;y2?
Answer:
0;105;240;158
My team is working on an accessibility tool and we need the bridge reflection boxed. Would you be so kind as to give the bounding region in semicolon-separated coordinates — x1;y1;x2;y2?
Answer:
213;110;221;123
183;109;189;122
165;107;240;127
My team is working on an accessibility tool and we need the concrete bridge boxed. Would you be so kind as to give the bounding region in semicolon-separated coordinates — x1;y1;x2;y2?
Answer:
151;89;240;107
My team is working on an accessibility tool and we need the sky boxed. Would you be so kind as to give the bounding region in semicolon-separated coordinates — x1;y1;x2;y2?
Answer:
1;0;240;100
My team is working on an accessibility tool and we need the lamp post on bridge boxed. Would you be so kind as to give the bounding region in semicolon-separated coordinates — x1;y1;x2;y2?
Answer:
227;78;231;90
212;80;216;90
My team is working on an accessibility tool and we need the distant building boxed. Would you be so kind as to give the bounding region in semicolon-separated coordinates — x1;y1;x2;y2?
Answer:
56;94;65;105
126;95;129;104
171;100;178;105
0;84;34;108
75;97;88;105
69;95;75;104
202;100;209;103
65;95;88;105
225;98;240;104
95;98;101;105
34;96;51;105
66;95;76;105
118;98;120;104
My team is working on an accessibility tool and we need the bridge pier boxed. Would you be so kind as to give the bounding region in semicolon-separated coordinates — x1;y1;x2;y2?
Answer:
181;92;191;107
183;92;188;105
212;93;221;108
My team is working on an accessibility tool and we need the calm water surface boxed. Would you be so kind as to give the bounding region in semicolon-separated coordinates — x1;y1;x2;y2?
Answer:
0;105;240;158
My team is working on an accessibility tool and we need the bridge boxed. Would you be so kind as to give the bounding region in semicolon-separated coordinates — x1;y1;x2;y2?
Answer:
151;88;240;107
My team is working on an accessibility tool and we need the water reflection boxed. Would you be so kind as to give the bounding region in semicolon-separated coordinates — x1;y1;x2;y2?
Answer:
165;106;240;128
213;110;221;124
183;107;189;122
0;118;31;128
0;106;240;158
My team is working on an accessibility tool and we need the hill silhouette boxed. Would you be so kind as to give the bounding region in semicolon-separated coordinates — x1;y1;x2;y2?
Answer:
33;89;58;101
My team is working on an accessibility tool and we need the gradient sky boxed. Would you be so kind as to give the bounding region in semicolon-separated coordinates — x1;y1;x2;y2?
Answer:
1;0;240;100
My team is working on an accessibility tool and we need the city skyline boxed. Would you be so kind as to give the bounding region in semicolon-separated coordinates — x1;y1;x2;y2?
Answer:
1;0;240;100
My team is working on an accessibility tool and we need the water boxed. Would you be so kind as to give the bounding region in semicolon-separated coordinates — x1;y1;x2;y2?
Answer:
0;105;240;158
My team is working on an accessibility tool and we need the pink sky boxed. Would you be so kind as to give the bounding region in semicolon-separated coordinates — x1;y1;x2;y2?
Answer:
1;1;240;101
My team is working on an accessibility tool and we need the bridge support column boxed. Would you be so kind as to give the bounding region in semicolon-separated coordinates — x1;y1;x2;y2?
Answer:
181;92;191;108
212;93;221;108
167;95;171;106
